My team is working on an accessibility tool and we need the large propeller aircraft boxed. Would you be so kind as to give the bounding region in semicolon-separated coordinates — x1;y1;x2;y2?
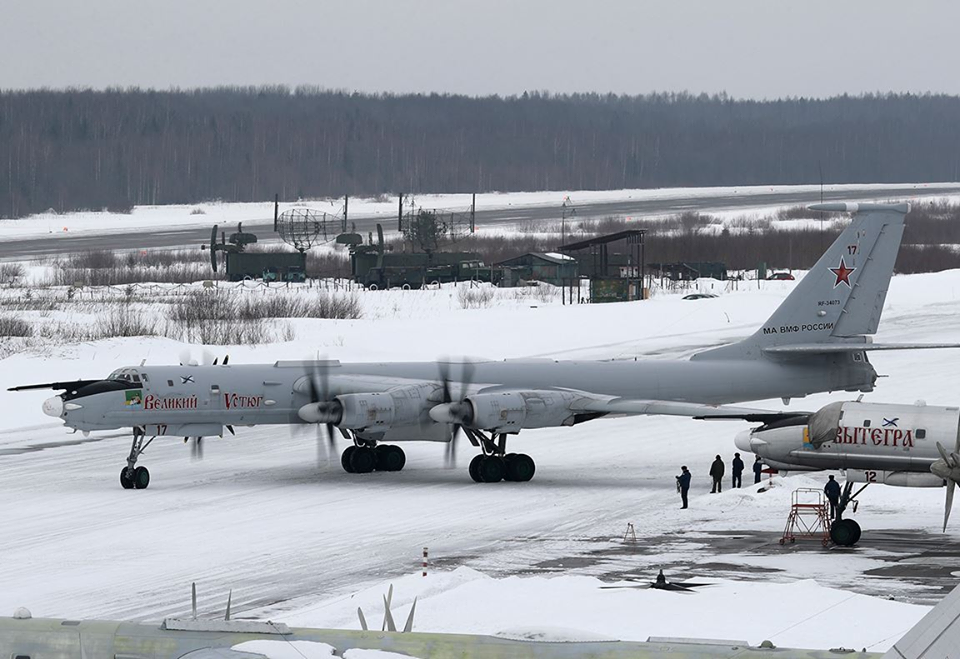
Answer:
736;398;960;544
10;202;960;489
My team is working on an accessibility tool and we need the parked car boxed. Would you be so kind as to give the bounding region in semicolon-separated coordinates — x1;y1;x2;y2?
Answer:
682;293;718;300
767;272;795;281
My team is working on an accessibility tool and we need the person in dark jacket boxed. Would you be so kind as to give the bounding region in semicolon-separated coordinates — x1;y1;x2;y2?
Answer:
731;452;745;489
824;474;842;519
676;466;691;509
709;455;724;493
753;455;763;484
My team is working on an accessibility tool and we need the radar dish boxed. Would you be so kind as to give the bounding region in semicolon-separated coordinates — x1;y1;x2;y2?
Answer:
276;208;339;252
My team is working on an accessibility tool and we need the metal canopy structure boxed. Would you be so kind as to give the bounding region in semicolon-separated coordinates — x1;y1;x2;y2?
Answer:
558;229;646;303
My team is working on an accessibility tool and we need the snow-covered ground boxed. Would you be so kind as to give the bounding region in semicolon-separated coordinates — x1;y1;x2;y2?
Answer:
1;182;957;241
2;262;960;652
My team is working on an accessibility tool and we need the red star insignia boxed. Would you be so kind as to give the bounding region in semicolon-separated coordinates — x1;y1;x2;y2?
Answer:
829;258;856;287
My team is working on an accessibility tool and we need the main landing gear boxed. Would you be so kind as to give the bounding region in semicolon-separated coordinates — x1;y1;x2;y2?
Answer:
340;443;406;474
120;426;156;490
830;481;865;547
464;430;535;483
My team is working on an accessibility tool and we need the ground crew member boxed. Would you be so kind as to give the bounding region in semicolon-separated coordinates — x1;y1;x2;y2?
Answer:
676;466;691;509
753;455;763;484
731;452;744;488
824;474;842;519
709;455;724;493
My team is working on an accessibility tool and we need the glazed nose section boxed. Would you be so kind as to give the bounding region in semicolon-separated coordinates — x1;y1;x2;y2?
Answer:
42;396;64;418
734;429;756;452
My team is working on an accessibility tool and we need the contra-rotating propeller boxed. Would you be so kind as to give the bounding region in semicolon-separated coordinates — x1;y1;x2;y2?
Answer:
178;349;230;460
428;360;475;468
297;360;342;463
931;436;960;532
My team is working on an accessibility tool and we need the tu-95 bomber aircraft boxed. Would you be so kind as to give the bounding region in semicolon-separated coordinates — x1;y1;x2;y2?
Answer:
11;202;960;489
736;397;960;544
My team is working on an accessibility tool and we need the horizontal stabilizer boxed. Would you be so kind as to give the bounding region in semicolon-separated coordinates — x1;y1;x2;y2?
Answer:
764;342;960;355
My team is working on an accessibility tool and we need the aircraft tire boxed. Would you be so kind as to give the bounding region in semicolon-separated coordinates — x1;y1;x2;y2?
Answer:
133;466;150;490
350;447;377;474
846;519;862;545
830;519;859;546
341;446;357;473
478;456;506;483
120;468;134;489
376;445;406;472
468;455;483;482
505;453;536;482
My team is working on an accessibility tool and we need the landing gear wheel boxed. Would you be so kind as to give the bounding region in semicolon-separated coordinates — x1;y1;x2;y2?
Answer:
468;454;484;483
375;445;406;472
341;446;357;473
349;446;376;474
504;453;536;482
830;519;861;546
133;466;150;489
120;468;134;489
478;456;506;483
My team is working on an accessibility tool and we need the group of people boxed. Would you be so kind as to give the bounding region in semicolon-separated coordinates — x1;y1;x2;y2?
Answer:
675;453;764;509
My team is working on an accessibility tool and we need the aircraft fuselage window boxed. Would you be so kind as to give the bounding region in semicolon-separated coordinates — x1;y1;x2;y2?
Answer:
167;380;174;387
917;428;927;439
863;420;871;428
211;385;221;393
15;654;31;659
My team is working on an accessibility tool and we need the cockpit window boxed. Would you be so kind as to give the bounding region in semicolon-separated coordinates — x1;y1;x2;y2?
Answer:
108;368;141;383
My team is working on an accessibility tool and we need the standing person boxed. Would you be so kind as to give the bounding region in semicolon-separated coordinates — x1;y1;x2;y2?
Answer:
709;455;724;493
753;455;763;484
731;452;744;489
676;466;691;509
824;475;842;519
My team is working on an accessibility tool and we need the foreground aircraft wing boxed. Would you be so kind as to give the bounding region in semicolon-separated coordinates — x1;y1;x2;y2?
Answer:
570;395;800;423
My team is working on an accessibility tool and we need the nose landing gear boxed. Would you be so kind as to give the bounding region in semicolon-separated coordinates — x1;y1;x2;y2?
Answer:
120;427;156;490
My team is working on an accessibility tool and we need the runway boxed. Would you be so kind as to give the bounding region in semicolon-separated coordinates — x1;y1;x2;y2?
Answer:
2;184;958;259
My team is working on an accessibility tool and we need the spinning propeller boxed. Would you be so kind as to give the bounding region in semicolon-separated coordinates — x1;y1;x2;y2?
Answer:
428;360;475;467
297;360;342;463
931;436;960;532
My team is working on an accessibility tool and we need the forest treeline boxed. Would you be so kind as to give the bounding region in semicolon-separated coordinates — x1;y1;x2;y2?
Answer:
3;87;960;219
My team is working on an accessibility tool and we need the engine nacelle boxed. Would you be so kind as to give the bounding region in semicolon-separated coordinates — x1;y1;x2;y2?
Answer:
846;470;945;488
336;385;431;431
464;390;581;432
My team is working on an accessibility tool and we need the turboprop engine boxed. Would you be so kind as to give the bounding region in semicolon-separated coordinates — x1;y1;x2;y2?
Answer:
297;385;434;432
428;390;585;433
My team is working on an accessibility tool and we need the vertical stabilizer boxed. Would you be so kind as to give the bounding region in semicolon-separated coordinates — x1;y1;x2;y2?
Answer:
883;583;960;658
694;202;908;360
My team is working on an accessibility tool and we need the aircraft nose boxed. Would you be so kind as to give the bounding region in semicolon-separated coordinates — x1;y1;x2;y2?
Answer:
42;396;64;418
734;428;755;452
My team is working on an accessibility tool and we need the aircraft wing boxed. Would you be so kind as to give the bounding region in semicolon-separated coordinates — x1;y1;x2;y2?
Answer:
569;395;801;422
764;342;960;355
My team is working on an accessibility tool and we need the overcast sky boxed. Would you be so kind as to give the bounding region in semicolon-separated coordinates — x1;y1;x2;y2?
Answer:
3;0;959;99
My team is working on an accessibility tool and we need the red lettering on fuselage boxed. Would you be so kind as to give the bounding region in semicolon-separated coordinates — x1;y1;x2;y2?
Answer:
832;426;915;449
143;394;198;411
223;393;263;410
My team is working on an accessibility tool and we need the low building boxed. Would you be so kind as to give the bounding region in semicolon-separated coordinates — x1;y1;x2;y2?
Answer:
494;252;579;286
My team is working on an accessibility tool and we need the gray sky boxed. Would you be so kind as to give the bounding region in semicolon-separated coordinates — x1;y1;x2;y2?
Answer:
3;0;959;98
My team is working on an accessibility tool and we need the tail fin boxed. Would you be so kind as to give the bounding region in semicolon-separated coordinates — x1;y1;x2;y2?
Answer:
883;582;960;658
694;202;908;361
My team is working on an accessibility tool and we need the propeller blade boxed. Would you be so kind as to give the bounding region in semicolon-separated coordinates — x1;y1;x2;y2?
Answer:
937;442;953;466
403;597;417;633
179;349;192;367
357;607;368;631
224;589;232;621
382;593;396;632
222;355;229;365
945;480;956;533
